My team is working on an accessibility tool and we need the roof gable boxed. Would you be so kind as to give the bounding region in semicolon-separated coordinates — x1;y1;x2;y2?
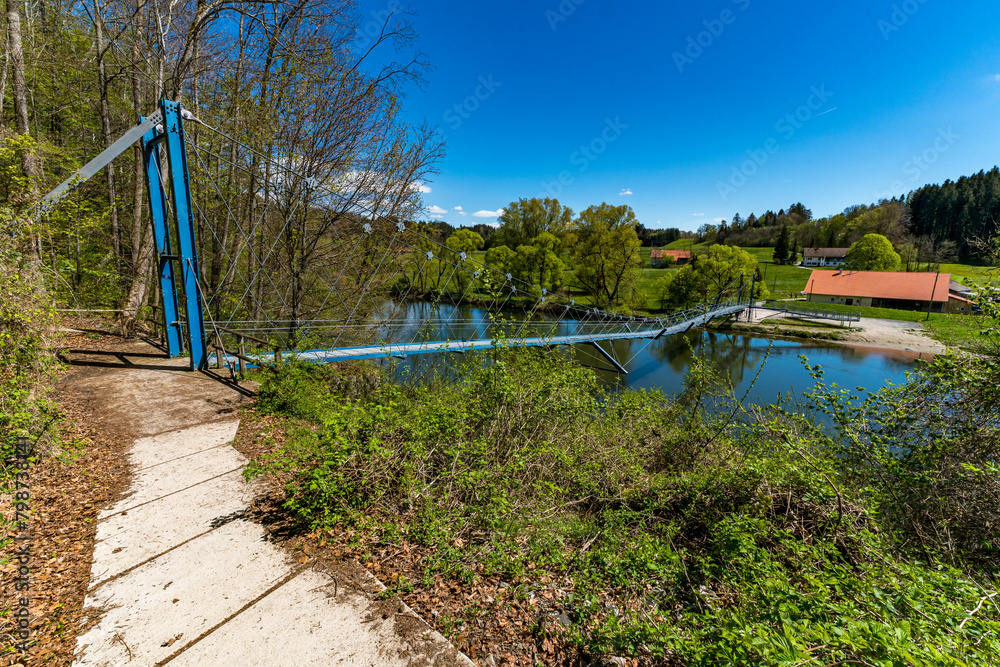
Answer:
803;247;851;258
650;249;691;260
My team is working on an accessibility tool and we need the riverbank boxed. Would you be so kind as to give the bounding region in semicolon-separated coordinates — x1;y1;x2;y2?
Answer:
238;347;1000;666
730;307;949;354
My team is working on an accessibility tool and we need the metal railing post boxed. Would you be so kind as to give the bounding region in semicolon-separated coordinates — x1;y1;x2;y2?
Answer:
238;336;247;374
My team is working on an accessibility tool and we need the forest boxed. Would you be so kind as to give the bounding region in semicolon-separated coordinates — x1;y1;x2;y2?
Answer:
694;167;1000;263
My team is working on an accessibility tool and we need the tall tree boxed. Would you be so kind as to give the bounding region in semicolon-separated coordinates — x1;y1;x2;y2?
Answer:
5;0;38;257
846;234;901;271
494;197;574;250
572;203;642;309
773;223;790;264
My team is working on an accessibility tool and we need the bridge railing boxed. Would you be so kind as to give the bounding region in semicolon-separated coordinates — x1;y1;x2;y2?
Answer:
760;301;862;323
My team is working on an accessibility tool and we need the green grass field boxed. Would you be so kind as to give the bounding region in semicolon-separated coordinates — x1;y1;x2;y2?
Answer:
738;247;812;298
938;262;997;286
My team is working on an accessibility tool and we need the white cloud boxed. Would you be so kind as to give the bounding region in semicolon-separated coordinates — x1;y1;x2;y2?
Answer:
693;213;705;217
619;188;634;196
473;209;505;218
413;181;432;194
426;205;448;215
459;212;467;216
454;206;463;211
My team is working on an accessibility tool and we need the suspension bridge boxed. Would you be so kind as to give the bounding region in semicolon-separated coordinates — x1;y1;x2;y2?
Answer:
40;100;754;375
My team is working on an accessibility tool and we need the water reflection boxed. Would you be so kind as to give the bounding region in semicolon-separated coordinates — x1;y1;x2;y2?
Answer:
381;302;919;406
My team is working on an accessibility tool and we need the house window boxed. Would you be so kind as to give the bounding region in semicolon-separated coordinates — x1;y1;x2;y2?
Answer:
846;299;853;306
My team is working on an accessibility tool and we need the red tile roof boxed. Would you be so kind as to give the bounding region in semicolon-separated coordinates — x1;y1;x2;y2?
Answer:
650;249;691;260
803;247;851;258
805;270;951;302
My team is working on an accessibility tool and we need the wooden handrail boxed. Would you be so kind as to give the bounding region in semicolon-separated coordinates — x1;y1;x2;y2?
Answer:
214;326;271;347
209;344;279;370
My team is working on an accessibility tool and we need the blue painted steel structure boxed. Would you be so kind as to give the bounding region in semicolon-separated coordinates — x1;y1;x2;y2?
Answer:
160;101;207;370
140;117;183;358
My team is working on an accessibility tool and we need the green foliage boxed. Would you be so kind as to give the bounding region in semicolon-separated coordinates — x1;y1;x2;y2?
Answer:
493;197;575;250
572;203;642;309
798;353;1000;568
246;346;1000;665
486;232;566;293
847;233;902;271
772;223;790;264
0;134;37;208
444;229;484;256
658;245;768;310
909;167;1000;261
0;206;59;476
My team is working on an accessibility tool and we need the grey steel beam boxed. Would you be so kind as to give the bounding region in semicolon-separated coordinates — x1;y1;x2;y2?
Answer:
39;111;164;214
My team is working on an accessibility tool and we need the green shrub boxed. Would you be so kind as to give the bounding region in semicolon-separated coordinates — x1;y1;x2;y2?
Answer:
0;205;58;475
245;345;1000;665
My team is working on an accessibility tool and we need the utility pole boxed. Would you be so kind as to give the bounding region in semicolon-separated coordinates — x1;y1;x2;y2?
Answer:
926;271;941;322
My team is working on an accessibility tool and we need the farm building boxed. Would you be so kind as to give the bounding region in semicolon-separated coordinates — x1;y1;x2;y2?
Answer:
804;270;972;314
650;249;691;267
802;248;850;268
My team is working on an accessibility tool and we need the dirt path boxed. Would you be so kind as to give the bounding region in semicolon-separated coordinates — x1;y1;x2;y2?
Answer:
56;340;472;666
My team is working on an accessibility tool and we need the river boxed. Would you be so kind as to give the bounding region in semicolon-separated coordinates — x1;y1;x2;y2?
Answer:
373;301;926;405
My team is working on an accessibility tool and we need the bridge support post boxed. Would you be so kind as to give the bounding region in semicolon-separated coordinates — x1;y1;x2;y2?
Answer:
160;100;207;371
141;117;183;358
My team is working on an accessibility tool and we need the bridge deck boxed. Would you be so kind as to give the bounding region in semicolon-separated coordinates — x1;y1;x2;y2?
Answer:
216;305;747;367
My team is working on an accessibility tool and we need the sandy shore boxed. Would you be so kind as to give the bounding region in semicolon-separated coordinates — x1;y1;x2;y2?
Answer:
836;316;948;354
745;308;948;354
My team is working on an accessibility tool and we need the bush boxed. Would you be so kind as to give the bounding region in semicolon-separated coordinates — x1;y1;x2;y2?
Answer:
0;207;59;476
245;346;1000;664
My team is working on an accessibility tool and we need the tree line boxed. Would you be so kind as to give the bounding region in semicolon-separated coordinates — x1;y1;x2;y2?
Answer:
699;166;1000;264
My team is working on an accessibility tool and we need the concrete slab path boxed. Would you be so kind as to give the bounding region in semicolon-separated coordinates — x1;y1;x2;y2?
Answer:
67;347;473;666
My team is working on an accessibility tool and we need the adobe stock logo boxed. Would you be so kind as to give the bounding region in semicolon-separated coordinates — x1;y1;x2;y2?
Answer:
717;85;834;202
441;75;502;138
354;0;402;50
878;0;931;41
540;118;629;198
673;0;752;74
545;0;587;31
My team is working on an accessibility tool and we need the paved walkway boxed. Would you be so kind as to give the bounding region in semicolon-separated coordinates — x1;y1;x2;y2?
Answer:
67;347;472;666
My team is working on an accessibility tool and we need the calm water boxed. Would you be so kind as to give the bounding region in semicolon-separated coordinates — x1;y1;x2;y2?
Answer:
383;302;925;404
575;331;923;403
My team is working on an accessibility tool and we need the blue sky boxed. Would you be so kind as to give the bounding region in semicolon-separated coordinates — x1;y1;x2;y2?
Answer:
360;0;1000;231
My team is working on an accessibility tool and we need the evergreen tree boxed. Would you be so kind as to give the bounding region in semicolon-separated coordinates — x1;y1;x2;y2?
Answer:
773;224;790;264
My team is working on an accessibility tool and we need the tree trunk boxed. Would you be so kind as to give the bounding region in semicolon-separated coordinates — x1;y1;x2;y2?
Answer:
129;34;146;268
121;224;156;336
6;0;39;256
0;28;8;131
93;0;121;271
